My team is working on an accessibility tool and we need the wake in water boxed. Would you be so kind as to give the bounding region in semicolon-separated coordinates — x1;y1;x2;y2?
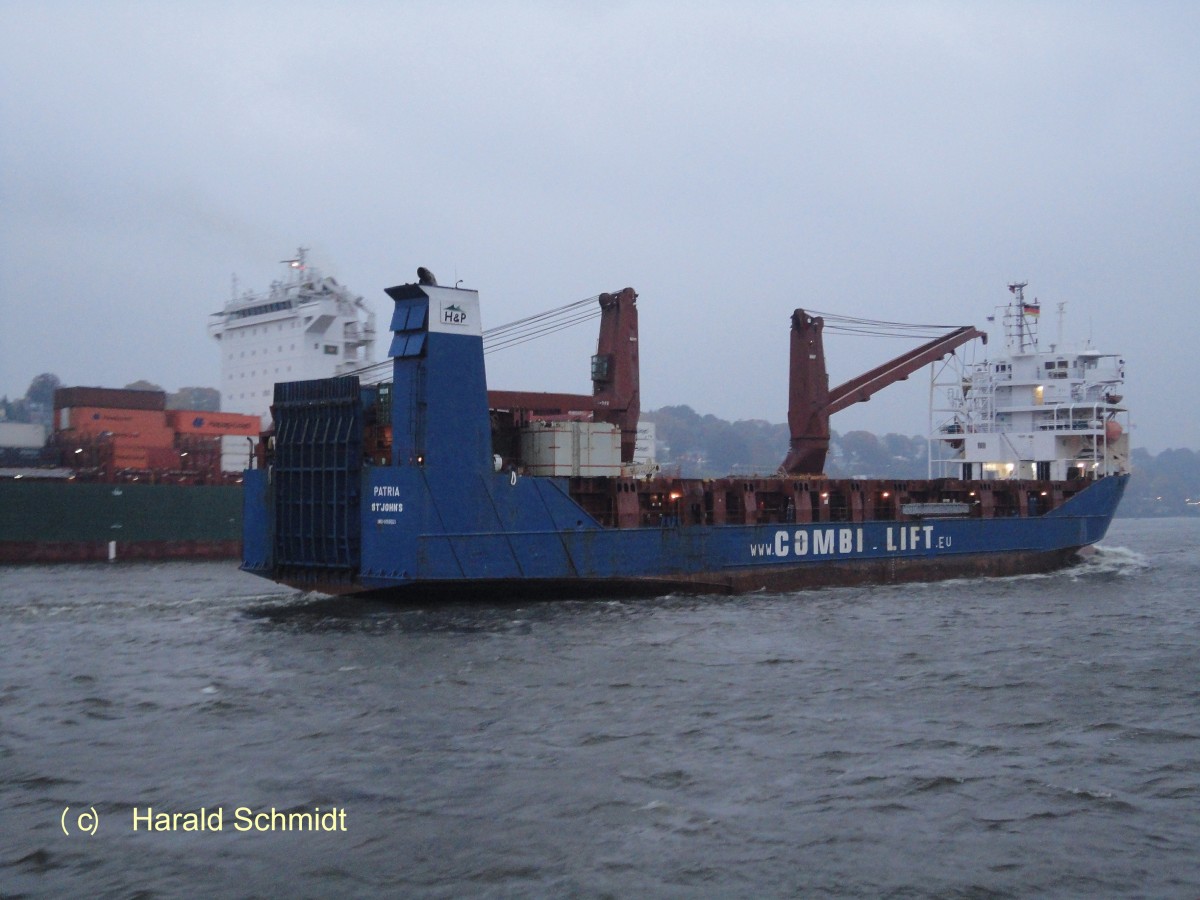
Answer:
1069;543;1152;579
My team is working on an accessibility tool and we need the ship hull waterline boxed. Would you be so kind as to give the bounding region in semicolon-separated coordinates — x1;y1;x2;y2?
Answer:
275;545;1088;599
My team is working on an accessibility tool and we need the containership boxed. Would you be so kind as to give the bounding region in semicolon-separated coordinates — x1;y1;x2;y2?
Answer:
240;271;1128;597
0;386;256;563
0;249;377;564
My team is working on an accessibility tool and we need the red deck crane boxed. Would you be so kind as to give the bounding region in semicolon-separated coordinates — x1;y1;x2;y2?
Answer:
780;310;986;475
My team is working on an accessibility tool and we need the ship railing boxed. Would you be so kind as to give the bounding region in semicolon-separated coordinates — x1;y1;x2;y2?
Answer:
937;420;1105;435
1036;423;1098;432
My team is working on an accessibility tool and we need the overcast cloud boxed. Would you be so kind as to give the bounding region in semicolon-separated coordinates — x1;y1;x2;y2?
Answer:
2;1;1196;452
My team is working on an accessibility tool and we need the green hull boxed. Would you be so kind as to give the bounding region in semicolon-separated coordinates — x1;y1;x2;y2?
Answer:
0;480;243;562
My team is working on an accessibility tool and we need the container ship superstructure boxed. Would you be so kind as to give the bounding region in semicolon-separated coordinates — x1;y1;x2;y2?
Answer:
208;247;376;425
240;271;1128;597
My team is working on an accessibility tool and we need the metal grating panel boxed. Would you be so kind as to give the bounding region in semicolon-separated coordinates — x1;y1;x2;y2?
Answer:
271;376;363;577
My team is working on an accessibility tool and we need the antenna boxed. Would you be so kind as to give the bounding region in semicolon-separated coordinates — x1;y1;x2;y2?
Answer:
280;247;309;274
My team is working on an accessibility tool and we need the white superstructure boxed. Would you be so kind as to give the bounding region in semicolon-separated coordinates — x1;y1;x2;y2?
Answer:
930;283;1129;481
209;249;376;424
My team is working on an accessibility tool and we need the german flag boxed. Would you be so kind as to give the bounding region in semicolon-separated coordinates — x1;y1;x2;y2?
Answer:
1022;303;1040;317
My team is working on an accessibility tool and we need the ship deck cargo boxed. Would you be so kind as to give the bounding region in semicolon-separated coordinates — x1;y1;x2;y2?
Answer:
240;273;1128;598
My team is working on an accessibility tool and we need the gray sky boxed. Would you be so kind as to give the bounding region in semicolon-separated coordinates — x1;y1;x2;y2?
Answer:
2;2;1196;453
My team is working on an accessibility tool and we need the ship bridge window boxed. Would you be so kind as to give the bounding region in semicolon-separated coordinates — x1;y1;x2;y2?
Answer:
324;344;338;354
231;299;294;320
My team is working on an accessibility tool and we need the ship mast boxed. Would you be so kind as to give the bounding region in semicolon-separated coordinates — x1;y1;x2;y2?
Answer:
1007;281;1030;352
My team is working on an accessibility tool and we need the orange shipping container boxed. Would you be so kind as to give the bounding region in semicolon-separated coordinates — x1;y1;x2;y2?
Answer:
58;407;167;434
102;427;178;450
146;446;186;469
57;428;176;451
166;410;261;437
176;434;223;452
110;448;149;470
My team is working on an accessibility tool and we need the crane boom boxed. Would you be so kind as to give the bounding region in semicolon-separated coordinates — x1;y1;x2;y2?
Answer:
826;325;987;414
780;310;985;475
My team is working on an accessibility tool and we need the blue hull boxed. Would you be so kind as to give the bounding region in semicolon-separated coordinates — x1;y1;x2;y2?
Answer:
242;465;1126;597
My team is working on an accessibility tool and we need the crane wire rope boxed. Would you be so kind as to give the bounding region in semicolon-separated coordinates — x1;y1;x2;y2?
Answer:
804;310;970;341
343;293;606;383
345;304;980;385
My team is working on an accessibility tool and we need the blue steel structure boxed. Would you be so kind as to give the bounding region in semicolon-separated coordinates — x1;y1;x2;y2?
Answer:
241;279;1128;597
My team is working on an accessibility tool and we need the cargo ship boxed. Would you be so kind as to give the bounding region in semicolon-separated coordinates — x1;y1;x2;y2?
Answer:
239;271;1128;597
0;387;258;562
1;250;377;564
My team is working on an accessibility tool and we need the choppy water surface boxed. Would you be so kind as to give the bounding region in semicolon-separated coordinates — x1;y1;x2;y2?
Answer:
2;518;1198;897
